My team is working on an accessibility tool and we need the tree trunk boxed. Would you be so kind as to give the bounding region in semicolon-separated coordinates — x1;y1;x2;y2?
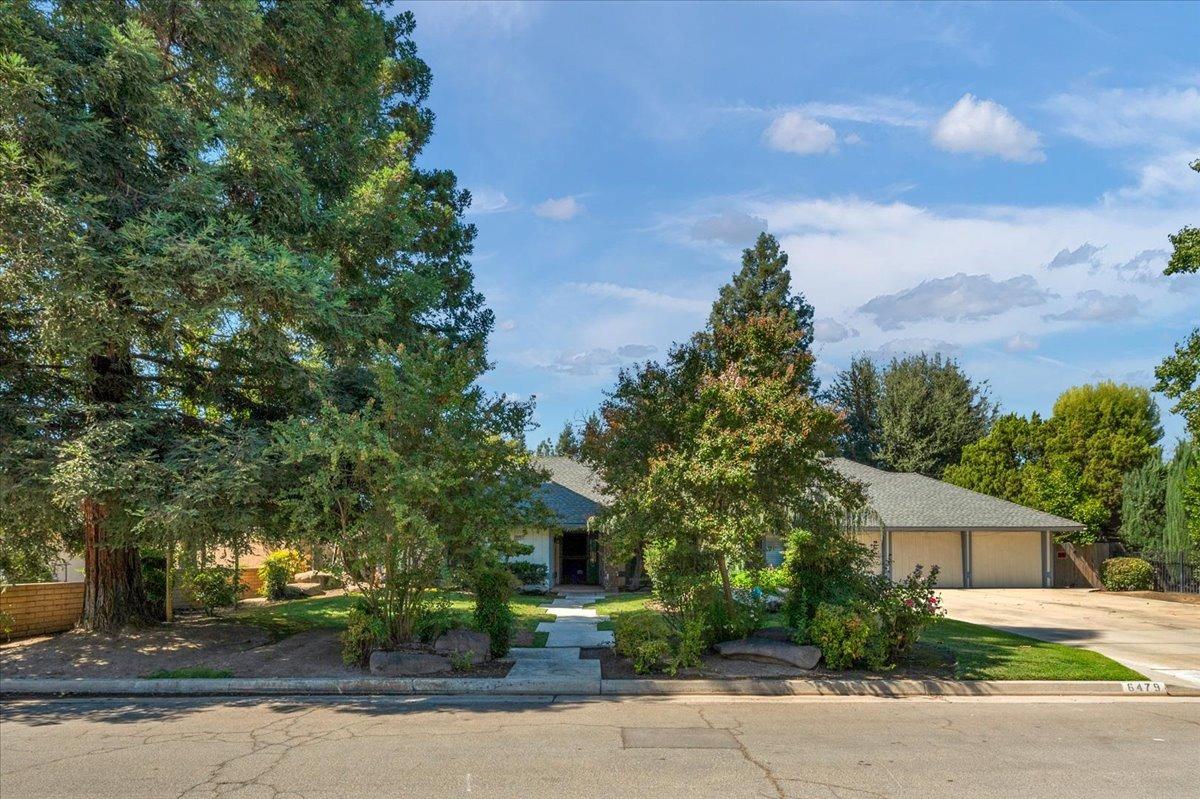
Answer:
79;346;150;632
81;497;151;631
716;552;735;614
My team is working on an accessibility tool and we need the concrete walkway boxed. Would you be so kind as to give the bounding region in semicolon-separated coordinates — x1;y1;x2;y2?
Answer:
505;591;613;693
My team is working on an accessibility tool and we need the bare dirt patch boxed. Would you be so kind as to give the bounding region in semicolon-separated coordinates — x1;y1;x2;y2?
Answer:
1;619;511;679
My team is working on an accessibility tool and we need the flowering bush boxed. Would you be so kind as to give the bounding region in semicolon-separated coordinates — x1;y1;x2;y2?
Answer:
809;602;887;670
872;565;944;663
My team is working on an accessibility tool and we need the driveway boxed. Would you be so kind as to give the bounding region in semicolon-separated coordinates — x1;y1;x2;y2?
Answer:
939;588;1200;688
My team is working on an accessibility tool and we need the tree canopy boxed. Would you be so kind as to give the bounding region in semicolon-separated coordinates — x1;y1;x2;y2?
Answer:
827;353;993;478
0;2;534;630
1154;158;1199;440
945;382;1162;542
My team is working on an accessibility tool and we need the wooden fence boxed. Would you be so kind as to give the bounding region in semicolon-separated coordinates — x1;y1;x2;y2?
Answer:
1053;542;1115;588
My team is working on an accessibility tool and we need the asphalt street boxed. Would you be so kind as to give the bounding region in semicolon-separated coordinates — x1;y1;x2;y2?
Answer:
2;694;1197;799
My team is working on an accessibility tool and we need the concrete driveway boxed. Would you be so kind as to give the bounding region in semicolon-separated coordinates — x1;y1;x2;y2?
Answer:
939;588;1200;688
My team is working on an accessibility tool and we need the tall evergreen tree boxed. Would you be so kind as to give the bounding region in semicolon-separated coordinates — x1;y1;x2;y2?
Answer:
1119;459;1167;551
0;4;488;629
825;356;882;465
707;232;816;391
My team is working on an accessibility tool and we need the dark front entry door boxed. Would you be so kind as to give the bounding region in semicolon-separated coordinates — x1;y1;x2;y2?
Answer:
560;531;590;584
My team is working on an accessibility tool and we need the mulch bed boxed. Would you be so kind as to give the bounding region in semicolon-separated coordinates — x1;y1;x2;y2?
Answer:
581;644;955;681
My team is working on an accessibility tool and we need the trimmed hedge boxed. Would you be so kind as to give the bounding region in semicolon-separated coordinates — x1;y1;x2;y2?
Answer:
1101;557;1154;591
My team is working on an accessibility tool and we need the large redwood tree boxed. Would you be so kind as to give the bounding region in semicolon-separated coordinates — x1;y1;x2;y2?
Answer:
0;3;487;629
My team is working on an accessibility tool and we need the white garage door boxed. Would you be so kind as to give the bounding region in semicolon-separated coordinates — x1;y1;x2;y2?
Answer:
971;531;1043;588
890;532;964;587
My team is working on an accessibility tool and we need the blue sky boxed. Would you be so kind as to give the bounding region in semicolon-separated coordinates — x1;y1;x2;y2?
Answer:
402;1;1199;447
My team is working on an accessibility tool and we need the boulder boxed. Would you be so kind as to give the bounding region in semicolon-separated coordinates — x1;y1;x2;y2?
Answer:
286;581;325;597
433;629;493;665
762;593;785;612
715;638;821;670
293;570;343;590
369;650;451;676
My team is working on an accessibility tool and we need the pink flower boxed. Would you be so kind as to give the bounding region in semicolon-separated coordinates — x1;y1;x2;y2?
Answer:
904;599;914;608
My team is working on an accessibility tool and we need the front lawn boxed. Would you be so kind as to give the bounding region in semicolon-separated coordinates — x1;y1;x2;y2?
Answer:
587;592;1144;681
231;591;553;644
589;591;653;631
918;618;1145;681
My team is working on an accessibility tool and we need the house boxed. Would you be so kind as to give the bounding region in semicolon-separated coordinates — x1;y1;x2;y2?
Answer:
515;455;1085;591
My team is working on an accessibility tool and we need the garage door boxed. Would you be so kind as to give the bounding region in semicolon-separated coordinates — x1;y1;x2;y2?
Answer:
971;531;1043;588
855;532;883;575
890;532;963;587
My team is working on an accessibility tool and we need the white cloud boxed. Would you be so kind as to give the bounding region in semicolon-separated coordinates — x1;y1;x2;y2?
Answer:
1046;242;1104;269
469;186;514;215
932;94;1045;163
867;338;961;360
859;273;1055;330
798;98;930;129
814;318;859;343
1107;149;1200;202
534;196;583;220
498;319;517;332
764;111;838;155
1004;333;1039;353
547;348;621;376
1046;85;1200;149
571;282;709;314
1043;290;1140;322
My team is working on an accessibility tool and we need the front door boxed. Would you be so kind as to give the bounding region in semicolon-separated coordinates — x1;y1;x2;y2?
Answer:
560;531;590;584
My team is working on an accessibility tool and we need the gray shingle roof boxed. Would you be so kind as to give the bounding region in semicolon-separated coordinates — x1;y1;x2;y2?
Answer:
531;455;1083;532
532;456;610;528
831;458;1085;532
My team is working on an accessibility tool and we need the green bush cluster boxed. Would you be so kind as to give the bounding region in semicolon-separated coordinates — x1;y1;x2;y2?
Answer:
472;565;516;658
613;610;673;674
258;549;305;601
341;604;387;667
1101;557;1154;591
184;567;241;615
782;525;943;670
413;597;458;643
507;560;548;586
730;566;786;595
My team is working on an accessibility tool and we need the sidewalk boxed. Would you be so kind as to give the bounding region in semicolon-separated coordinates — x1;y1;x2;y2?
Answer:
506;590;612;693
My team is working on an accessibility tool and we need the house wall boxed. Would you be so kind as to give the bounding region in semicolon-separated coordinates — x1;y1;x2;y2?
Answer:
1;582;84;639
513;528;554;588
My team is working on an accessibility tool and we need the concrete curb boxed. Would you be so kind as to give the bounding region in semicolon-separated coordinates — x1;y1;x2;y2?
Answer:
3;677;1195;698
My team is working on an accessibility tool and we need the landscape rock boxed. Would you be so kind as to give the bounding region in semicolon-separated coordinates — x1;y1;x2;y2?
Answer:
763;593;785;612
286;581;325;598
369;650;450;676
293;570;343;590
433;629;492;665
715;638;821;670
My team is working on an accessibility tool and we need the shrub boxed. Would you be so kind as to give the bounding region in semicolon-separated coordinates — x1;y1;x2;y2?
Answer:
809;602;887;670
472;565;516;658
872;565;944;662
781;525;876;631
613;610;672;674
730;566;787;595
1102;557;1154;591
258;549;305;601
704;590;765;643
342;605;387;667
507;560;548;586
184;567;240;615
414;597;459;643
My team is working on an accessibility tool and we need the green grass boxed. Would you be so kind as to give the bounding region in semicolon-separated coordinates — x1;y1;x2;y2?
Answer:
143;667;233;679
590;591;654;632
230;590;553;645
922;618;1146;681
